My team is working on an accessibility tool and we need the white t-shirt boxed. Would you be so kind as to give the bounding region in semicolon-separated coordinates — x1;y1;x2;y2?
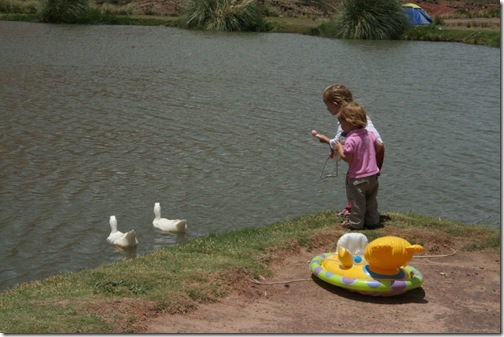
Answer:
330;116;383;150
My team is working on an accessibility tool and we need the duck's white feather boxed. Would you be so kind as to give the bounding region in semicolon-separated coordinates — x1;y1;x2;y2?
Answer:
153;202;187;233
107;215;138;248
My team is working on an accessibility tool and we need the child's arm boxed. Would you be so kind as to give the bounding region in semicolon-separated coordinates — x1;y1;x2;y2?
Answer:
374;139;384;157
336;141;352;163
311;130;340;147
313;132;330;144
375;141;385;170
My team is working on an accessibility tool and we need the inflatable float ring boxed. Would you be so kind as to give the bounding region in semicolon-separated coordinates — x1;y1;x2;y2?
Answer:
309;252;424;296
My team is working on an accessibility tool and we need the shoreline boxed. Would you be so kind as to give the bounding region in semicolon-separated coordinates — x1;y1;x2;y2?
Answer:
0;210;499;333
0;13;500;48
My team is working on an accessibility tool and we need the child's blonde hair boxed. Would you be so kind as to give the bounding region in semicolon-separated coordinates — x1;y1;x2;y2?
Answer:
323;84;354;106
337;102;367;129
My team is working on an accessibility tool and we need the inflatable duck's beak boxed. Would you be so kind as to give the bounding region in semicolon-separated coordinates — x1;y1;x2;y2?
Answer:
406;244;424;255
338;246;353;269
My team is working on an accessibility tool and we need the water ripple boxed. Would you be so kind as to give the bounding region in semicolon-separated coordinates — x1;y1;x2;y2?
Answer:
0;22;499;292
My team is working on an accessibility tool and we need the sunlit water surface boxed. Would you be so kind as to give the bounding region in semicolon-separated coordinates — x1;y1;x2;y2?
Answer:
0;21;500;291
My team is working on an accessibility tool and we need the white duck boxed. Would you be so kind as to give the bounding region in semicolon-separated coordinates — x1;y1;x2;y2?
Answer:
107;215;139;248
152;202;187;233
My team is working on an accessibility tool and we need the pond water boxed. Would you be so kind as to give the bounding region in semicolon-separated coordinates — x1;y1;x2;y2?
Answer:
0;21;500;291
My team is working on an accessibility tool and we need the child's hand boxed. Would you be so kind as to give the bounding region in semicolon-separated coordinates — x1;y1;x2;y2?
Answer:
335;140;344;152
312;130;329;144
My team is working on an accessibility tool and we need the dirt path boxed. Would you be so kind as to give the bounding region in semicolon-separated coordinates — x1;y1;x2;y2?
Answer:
145;246;500;333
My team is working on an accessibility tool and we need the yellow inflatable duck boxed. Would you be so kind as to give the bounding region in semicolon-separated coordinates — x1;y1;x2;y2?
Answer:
364;236;424;275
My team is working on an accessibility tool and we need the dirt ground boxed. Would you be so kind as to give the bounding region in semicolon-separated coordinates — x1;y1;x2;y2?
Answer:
145;238;501;333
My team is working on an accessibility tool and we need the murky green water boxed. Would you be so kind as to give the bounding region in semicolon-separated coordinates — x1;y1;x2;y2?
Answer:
0;21;500;291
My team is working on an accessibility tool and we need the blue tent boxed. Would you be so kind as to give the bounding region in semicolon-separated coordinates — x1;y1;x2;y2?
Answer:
402;3;432;26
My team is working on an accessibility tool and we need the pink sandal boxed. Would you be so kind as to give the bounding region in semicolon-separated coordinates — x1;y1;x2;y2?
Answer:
338;207;351;217
341;221;363;230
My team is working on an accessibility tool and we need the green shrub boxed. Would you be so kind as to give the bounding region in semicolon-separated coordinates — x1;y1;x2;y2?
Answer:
0;0;39;14
432;16;444;26
183;0;271;31
39;0;89;23
324;0;409;39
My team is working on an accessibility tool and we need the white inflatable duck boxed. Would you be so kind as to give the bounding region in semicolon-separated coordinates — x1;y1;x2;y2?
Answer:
107;215;139;248
336;233;369;268
152;202;187;233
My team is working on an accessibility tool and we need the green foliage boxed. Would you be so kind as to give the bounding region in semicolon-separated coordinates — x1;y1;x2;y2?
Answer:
0;304;111;333
464;235;501;251
266;16;326;34
432;15;444;26
321;0;409;39
308;17;499;48
402;25;500;48
94;279;148;295
95;0;132;5
381;211;500;251
0;0;39;14
183;0;271;31
39;0;89;22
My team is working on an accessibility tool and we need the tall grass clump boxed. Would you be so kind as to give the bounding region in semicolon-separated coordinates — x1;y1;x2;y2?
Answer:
183;0;271;31
39;0;89;23
321;0;409;39
0;0;39;14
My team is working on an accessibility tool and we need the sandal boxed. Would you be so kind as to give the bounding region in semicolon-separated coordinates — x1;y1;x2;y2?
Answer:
341;221;363;230
338;207;351;217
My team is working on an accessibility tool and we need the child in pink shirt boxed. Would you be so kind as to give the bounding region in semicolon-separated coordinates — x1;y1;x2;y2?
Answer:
334;102;384;230
315;84;384;218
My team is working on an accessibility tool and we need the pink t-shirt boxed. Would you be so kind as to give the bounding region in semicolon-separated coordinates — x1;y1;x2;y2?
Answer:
343;128;380;179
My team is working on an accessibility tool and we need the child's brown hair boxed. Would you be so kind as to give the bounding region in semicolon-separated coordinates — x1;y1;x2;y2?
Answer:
323;84;354;106
337;102;367;129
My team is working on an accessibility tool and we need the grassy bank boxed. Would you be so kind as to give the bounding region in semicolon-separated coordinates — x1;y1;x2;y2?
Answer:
0;11;500;47
400;24;500;48
0;211;499;333
285;16;499;47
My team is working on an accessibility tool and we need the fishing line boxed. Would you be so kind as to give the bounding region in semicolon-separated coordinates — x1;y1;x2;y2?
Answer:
320;156;339;179
312;129;340;179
